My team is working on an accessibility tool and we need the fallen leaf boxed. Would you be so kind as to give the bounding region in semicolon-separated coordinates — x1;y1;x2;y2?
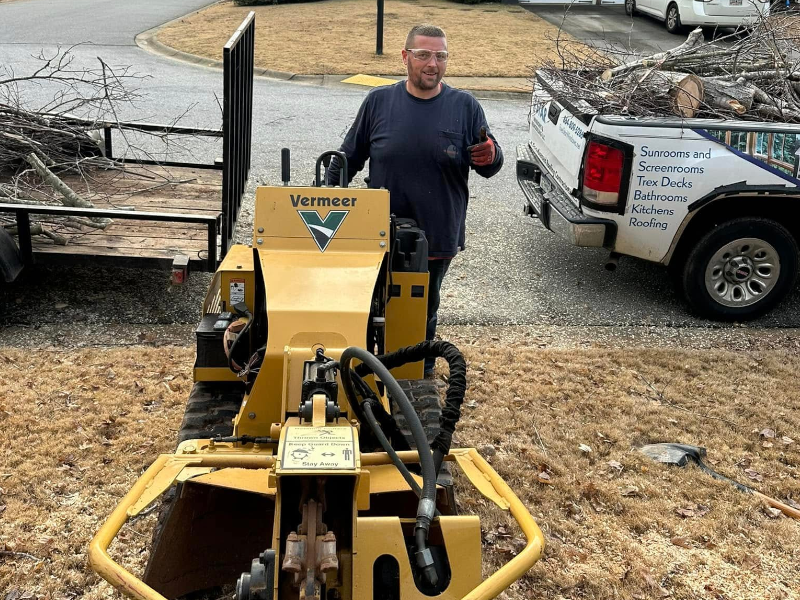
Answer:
621;486;639;497
537;472;552;484
578;443;592;453
760;428;776;439
675;503;709;518
785;497;800;510
745;468;764;482
607;460;623;471
781;436;794;446
764;507;782;519
762;441;774;449
671;536;692;549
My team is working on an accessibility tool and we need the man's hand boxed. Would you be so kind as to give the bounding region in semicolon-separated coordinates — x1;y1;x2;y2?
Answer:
468;126;495;167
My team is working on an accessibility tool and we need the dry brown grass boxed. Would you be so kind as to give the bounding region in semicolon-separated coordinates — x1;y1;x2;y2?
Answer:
1;342;799;600
156;0;569;78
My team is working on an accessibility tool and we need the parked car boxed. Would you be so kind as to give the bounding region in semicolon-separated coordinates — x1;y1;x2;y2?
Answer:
625;0;770;33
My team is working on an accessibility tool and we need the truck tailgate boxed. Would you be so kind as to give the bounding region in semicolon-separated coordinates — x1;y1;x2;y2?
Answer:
527;81;590;201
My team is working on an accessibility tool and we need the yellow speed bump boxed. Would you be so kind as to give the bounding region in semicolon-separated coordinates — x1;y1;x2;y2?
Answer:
341;74;398;88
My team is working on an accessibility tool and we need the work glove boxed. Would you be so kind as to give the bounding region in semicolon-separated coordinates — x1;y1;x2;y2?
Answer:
468;126;496;167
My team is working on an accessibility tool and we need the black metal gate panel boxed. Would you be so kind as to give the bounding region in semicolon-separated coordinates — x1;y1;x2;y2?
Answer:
221;11;255;257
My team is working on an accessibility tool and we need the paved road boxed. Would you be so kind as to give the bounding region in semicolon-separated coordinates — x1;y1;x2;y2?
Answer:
2;0;799;336
522;4;727;54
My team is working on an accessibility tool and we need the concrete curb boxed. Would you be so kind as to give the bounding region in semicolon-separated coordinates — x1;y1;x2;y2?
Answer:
135;13;529;100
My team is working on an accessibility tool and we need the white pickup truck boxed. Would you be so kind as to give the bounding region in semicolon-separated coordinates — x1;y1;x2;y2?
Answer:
517;71;800;320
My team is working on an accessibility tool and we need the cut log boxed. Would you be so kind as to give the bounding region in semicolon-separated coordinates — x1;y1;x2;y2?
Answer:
664;73;704;118
601;28;705;82
701;78;756;116
627;71;704;118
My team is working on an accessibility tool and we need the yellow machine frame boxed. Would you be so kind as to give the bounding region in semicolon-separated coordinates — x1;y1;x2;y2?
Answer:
89;174;545;600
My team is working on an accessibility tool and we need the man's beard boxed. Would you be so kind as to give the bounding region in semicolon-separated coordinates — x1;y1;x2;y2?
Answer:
412;70;441;90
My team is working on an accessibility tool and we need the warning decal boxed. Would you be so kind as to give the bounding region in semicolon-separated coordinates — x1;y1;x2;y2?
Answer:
281;427;357;471
230;279;246;305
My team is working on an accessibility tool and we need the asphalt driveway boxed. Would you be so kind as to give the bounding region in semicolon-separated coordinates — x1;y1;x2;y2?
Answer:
523;4;695;53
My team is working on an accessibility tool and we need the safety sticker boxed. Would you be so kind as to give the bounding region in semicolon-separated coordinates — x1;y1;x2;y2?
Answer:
281;427;357;471
229;278;245;304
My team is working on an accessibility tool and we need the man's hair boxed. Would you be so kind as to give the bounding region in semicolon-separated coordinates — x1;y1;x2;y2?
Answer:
405;24;446;49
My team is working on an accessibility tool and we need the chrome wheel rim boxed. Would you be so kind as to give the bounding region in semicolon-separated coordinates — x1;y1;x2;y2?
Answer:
704;237;780;308
667;8;677;28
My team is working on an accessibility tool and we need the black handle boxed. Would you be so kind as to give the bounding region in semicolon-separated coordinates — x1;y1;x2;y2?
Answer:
281;148;290;186
315;151;349;189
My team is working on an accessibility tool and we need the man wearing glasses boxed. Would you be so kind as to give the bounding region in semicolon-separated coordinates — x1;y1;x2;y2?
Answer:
328;24;502;377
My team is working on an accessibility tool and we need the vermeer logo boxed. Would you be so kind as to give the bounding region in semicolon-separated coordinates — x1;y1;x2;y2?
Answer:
298;210;348;252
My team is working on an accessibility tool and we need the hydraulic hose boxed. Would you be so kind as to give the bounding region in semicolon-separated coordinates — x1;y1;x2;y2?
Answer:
355;340;467;464
361;400;423;497
339;346;439;586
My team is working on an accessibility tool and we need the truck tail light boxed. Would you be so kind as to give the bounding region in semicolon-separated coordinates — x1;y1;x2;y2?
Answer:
582;141;624;206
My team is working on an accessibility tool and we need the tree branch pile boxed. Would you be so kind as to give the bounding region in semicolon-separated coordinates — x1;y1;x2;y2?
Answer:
538;13;800;122
1;47;205;244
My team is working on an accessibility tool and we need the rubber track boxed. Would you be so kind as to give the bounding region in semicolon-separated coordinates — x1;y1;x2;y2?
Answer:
392;379;452;486
177;381;245;443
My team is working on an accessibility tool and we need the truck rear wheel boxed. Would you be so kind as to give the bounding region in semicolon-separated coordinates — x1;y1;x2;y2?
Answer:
681;217;798;320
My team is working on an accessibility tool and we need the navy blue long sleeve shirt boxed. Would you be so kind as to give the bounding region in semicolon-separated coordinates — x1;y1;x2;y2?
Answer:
327;81;503;258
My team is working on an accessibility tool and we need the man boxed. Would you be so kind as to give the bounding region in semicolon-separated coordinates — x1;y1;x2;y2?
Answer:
327;24;503;376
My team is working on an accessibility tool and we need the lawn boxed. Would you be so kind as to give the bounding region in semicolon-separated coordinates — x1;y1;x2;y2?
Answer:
0;338;798;600
156;0;571;79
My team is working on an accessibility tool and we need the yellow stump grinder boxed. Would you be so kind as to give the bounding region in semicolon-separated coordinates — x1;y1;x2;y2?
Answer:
89;151;545;600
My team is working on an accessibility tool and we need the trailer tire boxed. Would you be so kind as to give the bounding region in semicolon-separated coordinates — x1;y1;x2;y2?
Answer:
393;379;453;487
665;3;682;33
681;217;798;320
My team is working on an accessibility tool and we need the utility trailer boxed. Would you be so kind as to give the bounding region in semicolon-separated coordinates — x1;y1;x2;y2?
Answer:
517;70;800;320
0;13;255;283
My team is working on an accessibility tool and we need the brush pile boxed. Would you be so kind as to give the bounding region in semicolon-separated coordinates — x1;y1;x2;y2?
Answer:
1;48;202;244
540;13;800;122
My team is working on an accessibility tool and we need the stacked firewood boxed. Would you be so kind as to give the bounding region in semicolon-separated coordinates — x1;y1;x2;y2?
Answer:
539;14;800;122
